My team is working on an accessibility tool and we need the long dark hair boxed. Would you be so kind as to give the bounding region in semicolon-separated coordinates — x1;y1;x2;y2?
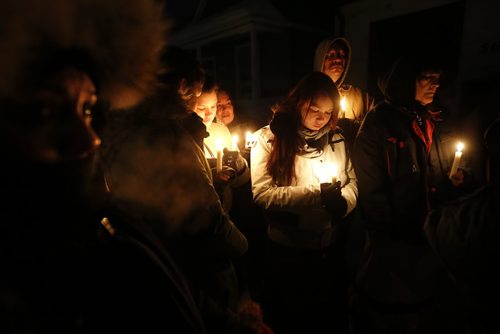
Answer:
267;72;340;185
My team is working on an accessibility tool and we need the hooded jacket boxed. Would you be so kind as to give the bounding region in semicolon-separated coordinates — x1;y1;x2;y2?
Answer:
352;57;464;306
314;37;375;123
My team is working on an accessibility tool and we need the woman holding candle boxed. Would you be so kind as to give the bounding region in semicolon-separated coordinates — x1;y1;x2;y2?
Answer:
352;55;469;333
193;77;250;208
216;88;266;154
251;71;358;334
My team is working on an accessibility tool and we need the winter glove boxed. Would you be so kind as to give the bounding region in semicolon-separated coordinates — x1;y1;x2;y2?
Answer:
449;168;465;187
223;148;249;177
212;165;236;184
320;181;347;220
220;149;250;189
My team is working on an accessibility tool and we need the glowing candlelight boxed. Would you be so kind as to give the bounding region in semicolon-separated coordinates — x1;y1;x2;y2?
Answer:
317;163;339;184
449;142;464;179
231;134;239;151
215;139;223;173
340;96;347;118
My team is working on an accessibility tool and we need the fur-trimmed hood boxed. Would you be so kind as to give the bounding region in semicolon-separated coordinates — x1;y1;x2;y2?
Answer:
313;37;352;87
0;0;169;109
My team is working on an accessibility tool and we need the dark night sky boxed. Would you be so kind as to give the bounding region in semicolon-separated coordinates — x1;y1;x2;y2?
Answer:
163;0;353;32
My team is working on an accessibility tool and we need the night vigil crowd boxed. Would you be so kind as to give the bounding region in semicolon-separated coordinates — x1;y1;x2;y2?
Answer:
0;1;498;334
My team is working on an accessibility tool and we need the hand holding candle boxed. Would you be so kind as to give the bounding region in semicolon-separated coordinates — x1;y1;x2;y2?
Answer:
319;163;347;218
449;142;464;179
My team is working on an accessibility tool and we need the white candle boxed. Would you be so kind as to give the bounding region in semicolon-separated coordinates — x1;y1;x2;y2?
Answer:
215;139;223;173
449;142;464;179
231;134;239;151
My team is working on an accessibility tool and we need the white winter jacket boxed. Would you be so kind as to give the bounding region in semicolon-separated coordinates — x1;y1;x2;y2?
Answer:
251;126;358;249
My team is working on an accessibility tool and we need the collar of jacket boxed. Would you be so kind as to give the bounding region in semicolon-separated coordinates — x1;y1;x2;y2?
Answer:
401;103;443;124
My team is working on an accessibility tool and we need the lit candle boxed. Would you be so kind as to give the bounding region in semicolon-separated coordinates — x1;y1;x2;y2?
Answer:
215;139;223;173
340;96;347;118
231;134;239;151
245;131;254;149
317;163;339;184
449;142;464;179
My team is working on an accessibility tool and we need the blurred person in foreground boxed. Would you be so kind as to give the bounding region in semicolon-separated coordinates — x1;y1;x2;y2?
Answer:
100;47;267;333
0;0;213;333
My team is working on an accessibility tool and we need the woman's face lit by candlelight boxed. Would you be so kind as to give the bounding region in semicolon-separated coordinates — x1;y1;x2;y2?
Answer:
194;90;217;128
216;90;234;126
301;94;335;131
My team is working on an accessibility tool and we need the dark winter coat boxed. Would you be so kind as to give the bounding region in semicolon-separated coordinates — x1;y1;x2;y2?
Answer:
353;103;459;242
0;191;207;334
101;95;248;319
351;57;464;307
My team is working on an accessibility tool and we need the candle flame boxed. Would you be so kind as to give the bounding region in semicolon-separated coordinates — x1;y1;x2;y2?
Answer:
456;142;464;152
317;163;339;183
340;97;347;112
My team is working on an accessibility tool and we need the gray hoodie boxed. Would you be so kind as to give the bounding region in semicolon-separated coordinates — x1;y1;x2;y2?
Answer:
313;37;375;122
314;37;352;87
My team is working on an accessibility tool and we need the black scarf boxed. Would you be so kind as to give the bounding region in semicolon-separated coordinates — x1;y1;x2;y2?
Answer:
298;126;331;158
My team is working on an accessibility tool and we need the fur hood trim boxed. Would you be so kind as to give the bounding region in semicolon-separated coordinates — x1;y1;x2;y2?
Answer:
0;0;169;109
